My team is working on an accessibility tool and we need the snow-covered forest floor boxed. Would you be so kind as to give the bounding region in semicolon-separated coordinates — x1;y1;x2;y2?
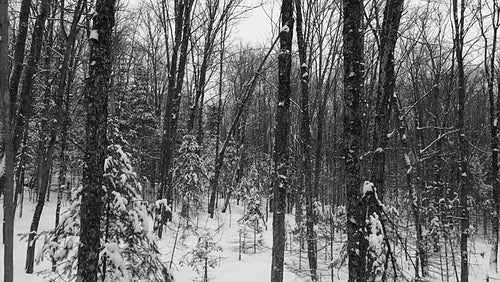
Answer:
0;191;498;281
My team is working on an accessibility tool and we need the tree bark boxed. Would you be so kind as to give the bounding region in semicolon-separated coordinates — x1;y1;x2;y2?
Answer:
76;0;115;280
13;0;51;156
8;0;31;114
366;0;404;278
343;0;366;280
157;0;194;232
294;0;316;280
271;1;293;281
480;0;500;271
452;0;469;280
1;0;14;280
369;0;404;200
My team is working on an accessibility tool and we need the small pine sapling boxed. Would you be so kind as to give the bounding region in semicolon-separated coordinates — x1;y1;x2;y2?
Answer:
180;233;222;281
37;123;173;281
172;134;208;224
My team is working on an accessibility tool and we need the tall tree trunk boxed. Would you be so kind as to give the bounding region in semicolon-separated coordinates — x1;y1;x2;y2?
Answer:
452;0;469;280
157;0;194;232
271;1;293;281
55;0;84;228
187;8;216;132
369;0;404;199
13;127;28;215
8;0;31;114
26;1;83;271
25;137;55;273
55;126;68;228
1;0;14;280
294;0;316;280
76;0;115;280
480;0;500;271
343;0;366;281
366;0;404;278
13;0;51;156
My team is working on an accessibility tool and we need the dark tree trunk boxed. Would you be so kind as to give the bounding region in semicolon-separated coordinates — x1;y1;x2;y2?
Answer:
369;0;404;199
343;0;366;281
8;0;31;113
13;0;51;156
25;0;57;273
481;1;500;270
188;16;215;132
25;137;55;273
55;129;68;228
1;0;14;280
26;1;83;271
294;0;316;280
76;0;115;280
366;0;404;278
391;80;425;280
157;0;194;232
452;0;469;280
13;127;28;215
271;1;293;281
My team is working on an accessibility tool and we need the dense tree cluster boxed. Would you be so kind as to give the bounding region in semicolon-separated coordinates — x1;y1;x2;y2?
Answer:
1;0;500;281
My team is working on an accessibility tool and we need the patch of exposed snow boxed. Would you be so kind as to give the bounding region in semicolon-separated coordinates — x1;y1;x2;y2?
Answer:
362;181;375;197
280;25;289;33
89;29;99;40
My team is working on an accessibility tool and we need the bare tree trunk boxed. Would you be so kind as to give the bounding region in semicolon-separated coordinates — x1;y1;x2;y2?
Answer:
55;128;68;228
294;0;316;280
369;0;404;199
343;0;366;280
25;137;55;273
452;0;469;280
1;0;14;280
13;0;51;156
271;1;293;281
479;0;500;271
157;0;194;233
8;0;31;113
76;0;115;280
366;0;404;278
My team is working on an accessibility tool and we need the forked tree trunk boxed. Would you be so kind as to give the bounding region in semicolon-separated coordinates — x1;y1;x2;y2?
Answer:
366;0;404;278
294;0;316;280
13;0;51;157
157;0;194;233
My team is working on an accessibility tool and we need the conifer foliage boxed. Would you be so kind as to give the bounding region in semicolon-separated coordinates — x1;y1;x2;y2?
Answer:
38;123;173;282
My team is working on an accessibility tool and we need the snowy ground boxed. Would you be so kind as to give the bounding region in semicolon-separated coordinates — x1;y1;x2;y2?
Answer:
0;193;497;281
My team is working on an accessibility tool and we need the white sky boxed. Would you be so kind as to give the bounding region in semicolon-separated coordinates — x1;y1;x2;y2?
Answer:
126;0;275;46
232;0;276;45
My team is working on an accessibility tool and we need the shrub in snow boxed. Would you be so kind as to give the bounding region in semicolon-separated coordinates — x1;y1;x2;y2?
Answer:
38;125;172;282
239;165;267;229
180;233;222;281
172;134;208;222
